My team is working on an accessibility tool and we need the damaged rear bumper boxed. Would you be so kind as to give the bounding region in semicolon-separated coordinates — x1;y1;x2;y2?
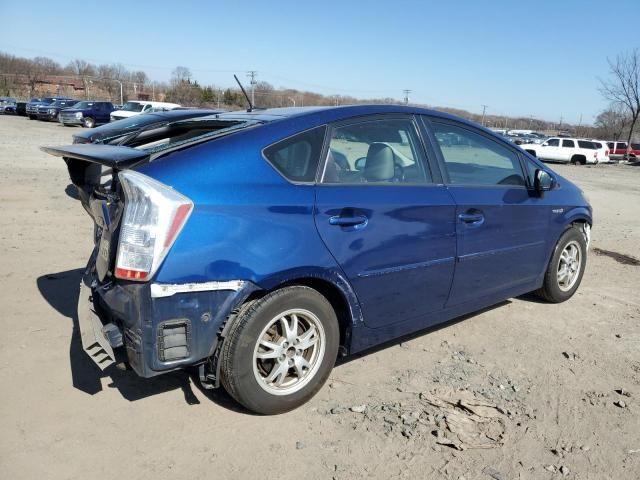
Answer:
78;253;257;378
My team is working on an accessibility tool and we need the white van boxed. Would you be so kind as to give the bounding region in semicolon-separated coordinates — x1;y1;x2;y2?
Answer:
110;101;181;122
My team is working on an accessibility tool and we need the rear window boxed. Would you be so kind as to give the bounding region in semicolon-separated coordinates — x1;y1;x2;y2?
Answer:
263;126;326;182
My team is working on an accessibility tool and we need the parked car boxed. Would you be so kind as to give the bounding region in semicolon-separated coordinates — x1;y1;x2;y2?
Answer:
26;97;73;120
607;141;640;161
71;108;224;145
36;99;78;122
606;141;628;161
522;137;599;164
16;102;28;116
0;96;17;114
60;101;115;128
41;105;592;414
110;100;181;121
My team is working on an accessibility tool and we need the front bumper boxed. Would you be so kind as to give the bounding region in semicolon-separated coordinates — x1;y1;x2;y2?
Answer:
37;112;58;121
78;253;257;377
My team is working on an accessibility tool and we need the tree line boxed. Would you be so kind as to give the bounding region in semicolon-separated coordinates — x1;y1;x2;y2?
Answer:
1;49;638;143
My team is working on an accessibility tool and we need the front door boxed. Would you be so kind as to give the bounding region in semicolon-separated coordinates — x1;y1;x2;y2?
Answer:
425;118;549;306
314;116;457;329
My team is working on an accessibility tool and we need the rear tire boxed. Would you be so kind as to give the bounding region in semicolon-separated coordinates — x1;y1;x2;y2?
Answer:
220;286;339;414
536;225;587;303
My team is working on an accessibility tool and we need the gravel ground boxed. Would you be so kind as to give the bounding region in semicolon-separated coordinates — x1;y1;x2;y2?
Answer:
0;115;639;479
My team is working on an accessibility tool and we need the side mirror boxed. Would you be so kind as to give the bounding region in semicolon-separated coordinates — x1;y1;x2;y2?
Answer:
534;169;553;193
541;142;548;147
354;157;367;171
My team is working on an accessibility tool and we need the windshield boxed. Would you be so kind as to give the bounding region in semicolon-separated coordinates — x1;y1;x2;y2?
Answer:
72;102;94;109
121;101;144;112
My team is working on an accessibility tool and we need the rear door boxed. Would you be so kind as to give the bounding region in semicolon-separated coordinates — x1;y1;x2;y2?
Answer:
560;139;576;162
314;115;457;329
423;117;549;306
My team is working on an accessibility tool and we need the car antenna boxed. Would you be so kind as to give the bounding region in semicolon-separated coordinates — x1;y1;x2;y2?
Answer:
234;74;254;112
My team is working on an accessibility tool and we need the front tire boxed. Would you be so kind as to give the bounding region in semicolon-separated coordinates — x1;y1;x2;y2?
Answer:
536;225;587;303
220;286;339;414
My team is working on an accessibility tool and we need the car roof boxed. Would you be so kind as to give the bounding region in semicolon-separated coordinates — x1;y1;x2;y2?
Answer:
208;104;475;126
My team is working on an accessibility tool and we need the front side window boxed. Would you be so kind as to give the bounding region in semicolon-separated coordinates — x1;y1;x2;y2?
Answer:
607;142;614;149
322;118;430;184
617;142;628;149
562;140;575;148
263;126;326;182
546;138;560;147
431;121;525;186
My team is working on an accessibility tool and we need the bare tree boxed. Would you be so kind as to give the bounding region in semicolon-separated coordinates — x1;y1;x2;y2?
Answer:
600;49;640;155
595;103;629;140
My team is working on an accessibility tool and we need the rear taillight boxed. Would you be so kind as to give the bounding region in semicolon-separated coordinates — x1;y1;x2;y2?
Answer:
605;150;609;156
115;170;193;281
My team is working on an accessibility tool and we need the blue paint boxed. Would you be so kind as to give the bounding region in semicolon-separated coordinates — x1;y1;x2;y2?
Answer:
63;105;591;377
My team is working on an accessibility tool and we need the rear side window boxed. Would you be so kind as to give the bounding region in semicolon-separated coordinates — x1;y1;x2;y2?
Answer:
578;141;595;149
618;142;628;149
562;140;575;148
607;142;614;149
431;122;525;186
321;118;431;184
264;126;326;182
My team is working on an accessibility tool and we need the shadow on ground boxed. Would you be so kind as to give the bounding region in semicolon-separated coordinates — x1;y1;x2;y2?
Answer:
36;268;243;410
36;268;546;411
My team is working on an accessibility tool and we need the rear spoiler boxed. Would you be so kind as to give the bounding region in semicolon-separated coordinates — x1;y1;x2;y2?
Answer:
40;144;149;168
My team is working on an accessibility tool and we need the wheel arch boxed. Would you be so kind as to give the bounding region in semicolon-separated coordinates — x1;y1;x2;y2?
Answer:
219;268;363;357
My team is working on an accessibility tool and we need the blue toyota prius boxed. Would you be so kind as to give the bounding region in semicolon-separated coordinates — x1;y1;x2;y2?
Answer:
42;105;592;414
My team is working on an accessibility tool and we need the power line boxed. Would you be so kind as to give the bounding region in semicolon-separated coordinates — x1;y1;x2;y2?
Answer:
481;104;488;126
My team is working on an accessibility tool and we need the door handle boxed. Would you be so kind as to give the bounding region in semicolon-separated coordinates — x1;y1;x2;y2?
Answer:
329;215;368;227
458;212;484;224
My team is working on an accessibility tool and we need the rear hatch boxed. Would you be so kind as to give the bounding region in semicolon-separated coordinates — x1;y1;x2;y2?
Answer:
41;116;259;282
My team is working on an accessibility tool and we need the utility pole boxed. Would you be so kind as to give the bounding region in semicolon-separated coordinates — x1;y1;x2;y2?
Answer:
481;104;488;126
576;113;582;137
402;89;411;105
247;70;257;106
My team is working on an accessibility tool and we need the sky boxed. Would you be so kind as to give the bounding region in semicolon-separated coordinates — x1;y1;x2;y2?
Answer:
1;0;638;124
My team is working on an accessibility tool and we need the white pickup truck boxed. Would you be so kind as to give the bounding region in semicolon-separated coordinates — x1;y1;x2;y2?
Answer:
522;137;599;165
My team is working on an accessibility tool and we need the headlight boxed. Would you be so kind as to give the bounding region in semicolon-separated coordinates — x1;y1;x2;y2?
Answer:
48;108;55;114
75;112;83;119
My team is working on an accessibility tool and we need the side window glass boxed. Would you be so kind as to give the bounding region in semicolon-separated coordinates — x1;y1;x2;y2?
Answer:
431;122;525;186
607;142;614;149
322;118;431;184
547;139;560;147
264;126;326;182
562;139;575;148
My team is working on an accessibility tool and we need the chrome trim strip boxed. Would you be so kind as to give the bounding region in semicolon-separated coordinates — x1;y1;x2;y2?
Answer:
150;280;247;298
457;240;546;263
358;257;455;278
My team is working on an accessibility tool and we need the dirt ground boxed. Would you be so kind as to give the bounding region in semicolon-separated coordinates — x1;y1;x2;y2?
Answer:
0;114;638;480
